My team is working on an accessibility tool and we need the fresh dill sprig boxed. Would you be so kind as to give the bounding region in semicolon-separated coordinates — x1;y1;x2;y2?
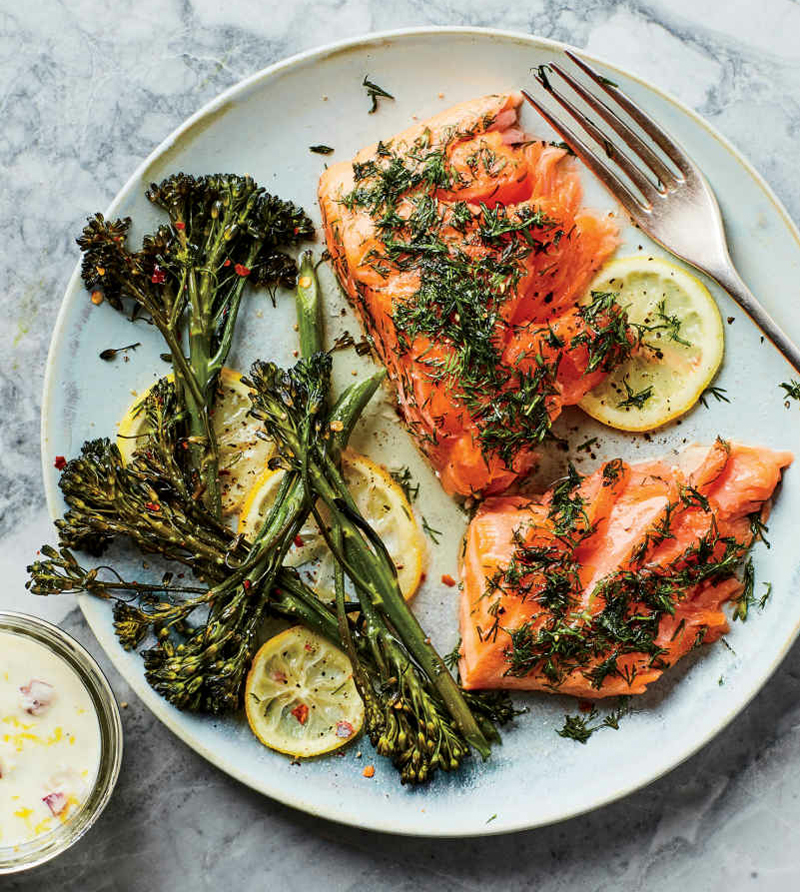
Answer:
421;516;442;545
557;698;631;744
699;385;730;408
362;75;395;114
390;466;419;503
617;377;654;410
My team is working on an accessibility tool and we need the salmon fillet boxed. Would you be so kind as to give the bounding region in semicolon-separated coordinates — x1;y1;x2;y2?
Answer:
319;93;622;497
459;440;793;697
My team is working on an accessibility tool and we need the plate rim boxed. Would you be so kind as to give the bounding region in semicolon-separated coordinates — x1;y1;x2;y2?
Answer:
40;25;800;837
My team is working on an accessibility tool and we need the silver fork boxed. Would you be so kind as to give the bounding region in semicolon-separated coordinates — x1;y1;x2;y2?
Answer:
522;51;800;374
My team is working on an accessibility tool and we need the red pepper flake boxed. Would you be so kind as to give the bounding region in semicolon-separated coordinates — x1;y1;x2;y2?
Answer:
291;703;309;725
53;455;67;471
272;671;287;683
335;721;354;739
578;700;594;713
150;265;166;284
223;259;231;267
362;765;375;778
145;501;161;512
174;221;186;231
304;642;314;653
293;535;304;548
441;574;457;587
243;579;252;591
234;263;251;277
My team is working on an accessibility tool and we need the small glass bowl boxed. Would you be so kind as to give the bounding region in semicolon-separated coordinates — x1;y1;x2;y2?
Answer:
0;611;123;874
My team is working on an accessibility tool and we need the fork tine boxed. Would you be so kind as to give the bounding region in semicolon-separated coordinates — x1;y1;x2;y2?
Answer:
548;62;679;190
521;90;647;221
531;72;658;206
564;51;693;178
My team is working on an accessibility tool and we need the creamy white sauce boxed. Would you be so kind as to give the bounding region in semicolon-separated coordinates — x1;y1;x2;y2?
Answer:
0;631;101;849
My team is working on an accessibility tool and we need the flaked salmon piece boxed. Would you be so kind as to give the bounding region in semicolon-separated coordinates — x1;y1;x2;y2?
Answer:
319;94;622;497
459;442;792;697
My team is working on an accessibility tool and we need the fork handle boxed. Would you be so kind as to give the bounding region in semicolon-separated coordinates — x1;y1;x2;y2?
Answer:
709;261;800;375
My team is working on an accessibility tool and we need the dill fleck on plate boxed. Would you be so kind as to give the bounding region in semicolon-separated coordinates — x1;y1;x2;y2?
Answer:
390;466;419;503
780;379;800;403
557;698;631;744
421;516;442;544
99;342;141;361
362;75;394;114
309;145;334;155
699;385;729;408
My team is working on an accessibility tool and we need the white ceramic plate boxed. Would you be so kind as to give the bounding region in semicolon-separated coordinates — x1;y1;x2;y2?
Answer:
41;28;800;836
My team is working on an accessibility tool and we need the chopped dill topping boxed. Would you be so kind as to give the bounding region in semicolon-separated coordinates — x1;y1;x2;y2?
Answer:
548;463;589;536
618;377;654;410
549;140;576;156
421;516;442;545
573;291;632;373
338;123;632;469
637;299;691;348
501;513;749;688
602;458;625;486
390;466;419;503
699;385;729;408
733;558;756;621
679;484;710;513
362;76;395;114
749;512;770;548
576;436;598;453
309;145;334;155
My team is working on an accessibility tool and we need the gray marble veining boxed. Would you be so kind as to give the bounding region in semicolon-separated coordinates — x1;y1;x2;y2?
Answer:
3;2;800;889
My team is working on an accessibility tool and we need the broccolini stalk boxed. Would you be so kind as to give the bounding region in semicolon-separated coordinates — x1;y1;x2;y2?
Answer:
248;355;498;773
77;174;313;517
29;355;385;712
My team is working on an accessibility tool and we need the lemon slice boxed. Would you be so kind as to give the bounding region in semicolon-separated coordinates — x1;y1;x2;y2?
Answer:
245;625;364;758
117;367;274;514
578;255;724;431
238;449;425;601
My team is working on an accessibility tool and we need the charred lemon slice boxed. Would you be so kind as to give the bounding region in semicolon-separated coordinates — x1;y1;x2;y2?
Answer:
579;255;724;431
245;626;364;758
238;449;424;602
117;367;273;513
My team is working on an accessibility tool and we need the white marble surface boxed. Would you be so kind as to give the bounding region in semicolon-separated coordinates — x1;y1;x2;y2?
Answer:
3;2;800;889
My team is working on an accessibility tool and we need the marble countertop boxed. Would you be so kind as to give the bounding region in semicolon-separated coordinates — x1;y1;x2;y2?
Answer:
3;2;800;889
